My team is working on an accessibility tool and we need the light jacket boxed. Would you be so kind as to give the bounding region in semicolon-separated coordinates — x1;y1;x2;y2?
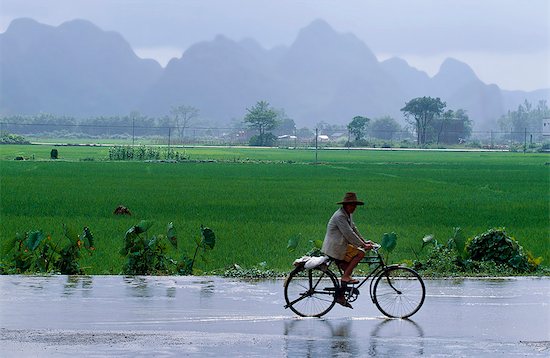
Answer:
322;207;365;260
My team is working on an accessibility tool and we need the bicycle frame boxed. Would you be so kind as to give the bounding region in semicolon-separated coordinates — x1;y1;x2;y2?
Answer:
330;248;398;302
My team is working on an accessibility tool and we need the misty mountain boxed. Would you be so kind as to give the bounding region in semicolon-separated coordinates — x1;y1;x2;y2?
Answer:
1;18;548;131
0;18;162;116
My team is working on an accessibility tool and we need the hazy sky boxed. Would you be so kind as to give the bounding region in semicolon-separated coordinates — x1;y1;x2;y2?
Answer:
1;0;548;91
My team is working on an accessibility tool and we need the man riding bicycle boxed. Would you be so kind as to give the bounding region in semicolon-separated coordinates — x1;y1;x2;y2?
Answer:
322;192;373;308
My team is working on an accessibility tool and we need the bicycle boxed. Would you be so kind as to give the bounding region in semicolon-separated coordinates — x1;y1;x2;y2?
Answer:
283;244;425;318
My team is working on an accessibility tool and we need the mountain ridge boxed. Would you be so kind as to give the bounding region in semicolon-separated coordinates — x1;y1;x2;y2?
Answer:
1;17;548;131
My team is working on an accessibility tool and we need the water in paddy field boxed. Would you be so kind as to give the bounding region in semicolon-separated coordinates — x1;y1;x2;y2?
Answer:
0;275;548;357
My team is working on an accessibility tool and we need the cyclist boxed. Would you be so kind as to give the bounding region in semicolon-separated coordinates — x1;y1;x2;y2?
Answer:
322;192;373;308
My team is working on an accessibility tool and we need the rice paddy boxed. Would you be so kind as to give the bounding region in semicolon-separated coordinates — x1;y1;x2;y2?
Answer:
0;144;548;274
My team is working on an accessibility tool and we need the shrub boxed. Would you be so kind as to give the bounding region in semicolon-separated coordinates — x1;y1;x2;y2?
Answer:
466;228;540;272
249;133;276;146
1;225;95;274
120;221;217;275
108;145;188;161
416;228;542;275
120;220;176;275
0;132;30;144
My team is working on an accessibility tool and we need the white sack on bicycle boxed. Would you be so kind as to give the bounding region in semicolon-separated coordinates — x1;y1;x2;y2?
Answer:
304;255;329;269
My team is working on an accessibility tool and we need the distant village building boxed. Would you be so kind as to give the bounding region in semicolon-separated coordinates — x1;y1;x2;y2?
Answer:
543;118;550;137
317;134;330;142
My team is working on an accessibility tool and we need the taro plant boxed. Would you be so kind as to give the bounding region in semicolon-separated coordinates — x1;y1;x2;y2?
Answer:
120;220;178;275
1;226;95;274
58;225;95;274
465;228;541;272
417;227;542;275
120;221;217;275
178;225;217;275
416;227;468;274
286;233;323;257
380;232;398;262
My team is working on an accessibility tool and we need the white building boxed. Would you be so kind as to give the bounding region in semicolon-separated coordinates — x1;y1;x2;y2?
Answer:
543;118;550;137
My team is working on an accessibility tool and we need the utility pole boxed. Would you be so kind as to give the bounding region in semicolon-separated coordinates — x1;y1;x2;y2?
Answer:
315;128;319;164
523;128;527;154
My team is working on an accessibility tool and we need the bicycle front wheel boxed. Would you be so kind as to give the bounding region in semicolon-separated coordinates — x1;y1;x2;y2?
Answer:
372;266;425;318
284;266;338;317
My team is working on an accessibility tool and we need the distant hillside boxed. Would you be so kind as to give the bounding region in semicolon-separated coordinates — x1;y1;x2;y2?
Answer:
1;17;548;131
0;18;162;116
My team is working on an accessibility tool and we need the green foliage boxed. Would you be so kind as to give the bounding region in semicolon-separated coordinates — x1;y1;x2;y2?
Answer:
50;148;58;159
108;145;188;161
185;225;217;273
120;221;217;275
1;226;95;274
120;220;174;275
167;222;177;249
347;116;370;142
379;232;398;263
466;228;540;272
243;100;280;146
417;228;542;275
0;132;30;144
222;262;281;279
286;234;301;253
497;100;549;142
370;116;401;140
285;234;323;257
57;225;94;274
1;149;548;274
381;232;397;252
249;133;277;146
401;96;446;145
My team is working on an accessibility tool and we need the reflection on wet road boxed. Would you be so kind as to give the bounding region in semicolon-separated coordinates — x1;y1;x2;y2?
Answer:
0;276;548;356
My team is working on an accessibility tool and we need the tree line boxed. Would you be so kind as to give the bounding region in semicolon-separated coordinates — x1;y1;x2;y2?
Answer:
1;98;548;146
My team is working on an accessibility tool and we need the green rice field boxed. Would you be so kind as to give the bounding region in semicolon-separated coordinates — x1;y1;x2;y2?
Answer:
1;144;548;274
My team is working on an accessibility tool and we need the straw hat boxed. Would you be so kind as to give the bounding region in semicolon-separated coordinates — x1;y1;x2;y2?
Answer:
337;192;365;205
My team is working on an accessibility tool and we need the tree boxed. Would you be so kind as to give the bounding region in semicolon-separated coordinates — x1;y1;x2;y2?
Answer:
347;116;370;141
498;100;549;142
273;110;296;136
431;109;472;144
170;105;199;144
243;100;279;146
401;97;446;145
370;116;401;140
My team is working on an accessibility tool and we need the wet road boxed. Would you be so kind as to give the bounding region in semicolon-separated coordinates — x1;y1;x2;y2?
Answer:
0;275;548;357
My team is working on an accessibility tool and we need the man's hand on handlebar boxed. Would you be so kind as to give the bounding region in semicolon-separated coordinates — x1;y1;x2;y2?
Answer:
362;240;374;250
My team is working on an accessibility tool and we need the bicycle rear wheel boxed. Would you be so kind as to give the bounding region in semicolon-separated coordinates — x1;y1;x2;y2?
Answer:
284;266;338;317
372;266;425;318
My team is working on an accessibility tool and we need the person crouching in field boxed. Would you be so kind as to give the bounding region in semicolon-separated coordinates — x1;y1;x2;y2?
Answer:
322;192;373;308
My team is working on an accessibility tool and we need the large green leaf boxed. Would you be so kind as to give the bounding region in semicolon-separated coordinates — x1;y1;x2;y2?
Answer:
452;227;466;258
286;234;300;252
124;226;138;242
26;230;45;251
135;220;154;234
81;227;94;249
200;225;216;250
1;233;23;256
167;222;177;249
63;224;78;242
381;232;397;252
